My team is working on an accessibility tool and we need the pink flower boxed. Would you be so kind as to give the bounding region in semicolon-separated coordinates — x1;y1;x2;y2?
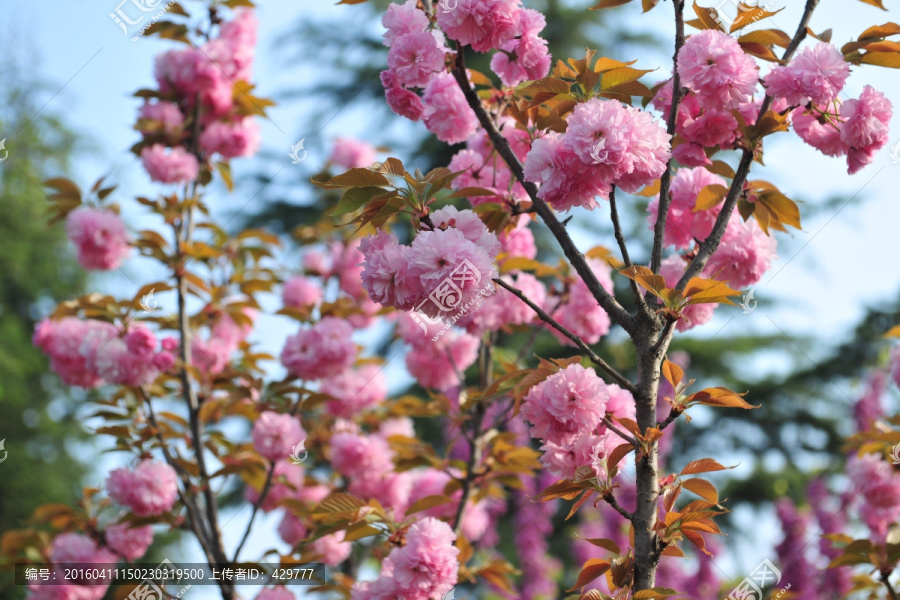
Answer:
137;101;184;134
422;72;478;144
388;31;446;89
360;230;424;311
703;215;777;289
660;255;715;331
379;417;416;439
330;432;394;481
199;118;261;159
681;110;738;149
322;364;388;416
499;219;537;259
404;327;480;390
105;523;153;561
106;460;178;517
523;132;608;211
550;259;613;345
389;517;459;599
252;411;306;462
254;588;296;600
522;364;609;446
280;317;356;380
490;9;551;87
408;228;497;317
672;142;712;167
677;29;758;110
244;461;318;512
647;167;726;250
330;137;377;170
65;208;130;271
277;511;308;546
792;104;848;157
384;83;426;121
382;0;429;48
849;453;900;538
311;531;352;566
33;318;118;388
48;533;114;600
140;144;199;184
282;276;322;309
763;43;849;105
462;272;544;333
429;205;501;257
436;0;520;52
841;85;892;174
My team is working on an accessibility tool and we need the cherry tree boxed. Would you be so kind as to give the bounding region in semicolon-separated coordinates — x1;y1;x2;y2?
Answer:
4;0;900;599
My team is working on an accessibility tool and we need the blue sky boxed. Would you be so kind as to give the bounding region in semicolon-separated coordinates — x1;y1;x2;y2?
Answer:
3;0;900;597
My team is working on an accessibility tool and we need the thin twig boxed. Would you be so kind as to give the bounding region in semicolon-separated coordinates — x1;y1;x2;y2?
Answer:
494;278;637;394
603;414;639;448
883;573;899;600
609;186;649;315
450;46;635;336
602;491;635;521
656;407;683;432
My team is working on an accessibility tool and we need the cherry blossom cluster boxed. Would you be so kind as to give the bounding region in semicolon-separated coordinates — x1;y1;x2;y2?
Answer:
33;318;177;388
379;0;550;142
65;207;131;271
521;364;635;479
139;8;261;184
350;517;460;600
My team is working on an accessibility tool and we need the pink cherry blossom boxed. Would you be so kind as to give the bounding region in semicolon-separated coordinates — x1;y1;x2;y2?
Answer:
429;204;501;257
703;215;777;289
65;208;130;271
499;218;537;259
404;327;480;390
277;511;308;546
330;432;394;481
321;364;388;416
199;118;261;159
244;461;313;512
105;523;153;561
280;317;356;380
435;0;520;53
382;0;429;48
677;29;758;110
311;531;352;566
523;132;608;211
388;517;460;599
422;72;478;144
254;588;296;600
792;103;848;157
106;460;178;517
490;9;551;87
360;230;424;311
522;364;609;446
550;258;614;345
252;411;306;462
330;137;377;170
282;276;322;309
840;85;892;174
388;31;446;89
647;166;726;250
140;144;199;184
681;110;738;149
672;141;712;167
763;42;849;105
137;101;184;134
462;272;544;333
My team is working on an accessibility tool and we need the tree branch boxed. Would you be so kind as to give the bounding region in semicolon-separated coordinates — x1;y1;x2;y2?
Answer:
602;414;639;448
883;573;899;600
656;407;683;432
675;0;820;291
602;491;635;521
493;278;637;394
609;186;650;316
649;0;686;276
450;47;635;336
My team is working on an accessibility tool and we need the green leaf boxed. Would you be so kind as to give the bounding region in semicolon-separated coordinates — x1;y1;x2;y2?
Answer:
328;186;391;216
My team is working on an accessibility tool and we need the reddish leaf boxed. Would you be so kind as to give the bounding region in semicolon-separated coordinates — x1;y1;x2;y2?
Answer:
568;559;612;590
679;458;732;476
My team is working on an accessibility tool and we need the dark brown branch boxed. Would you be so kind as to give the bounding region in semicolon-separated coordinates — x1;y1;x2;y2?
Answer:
450;47;635;336
232;461;276;561
883;573;899;600
493;278;637;394
675;0;820;291
649;0;687;276
602;491;635;521
609;186;650;315
656;407;683;432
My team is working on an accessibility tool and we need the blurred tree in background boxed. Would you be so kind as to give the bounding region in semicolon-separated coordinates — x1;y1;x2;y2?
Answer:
0;45;88;598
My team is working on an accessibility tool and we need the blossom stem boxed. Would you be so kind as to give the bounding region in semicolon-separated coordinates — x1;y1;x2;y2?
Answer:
609;186;650;315
493;278;637;394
